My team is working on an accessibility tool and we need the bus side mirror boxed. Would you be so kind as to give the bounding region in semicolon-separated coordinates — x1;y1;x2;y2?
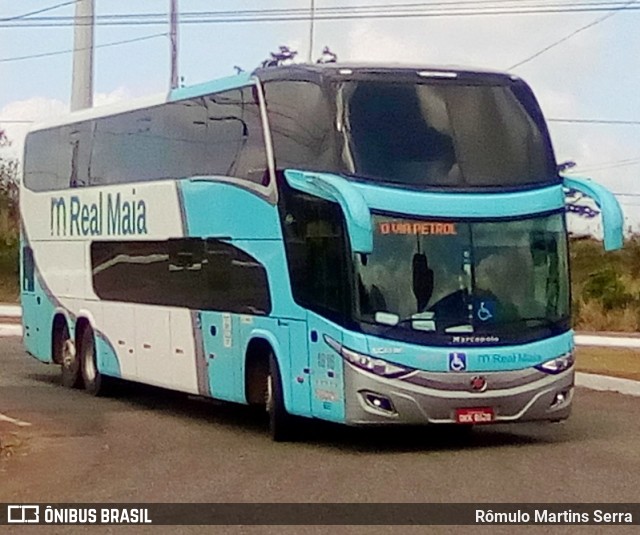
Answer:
563;176;624;251
284;170;373;253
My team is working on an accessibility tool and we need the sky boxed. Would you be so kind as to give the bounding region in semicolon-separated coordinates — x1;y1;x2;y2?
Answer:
1;0;639;233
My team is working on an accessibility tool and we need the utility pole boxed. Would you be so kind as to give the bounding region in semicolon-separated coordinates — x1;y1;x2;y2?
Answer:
71;0;94;111
307;0;315;63
170;0;179;89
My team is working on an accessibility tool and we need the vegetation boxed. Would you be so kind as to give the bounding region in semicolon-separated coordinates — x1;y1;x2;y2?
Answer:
571;236;640;332
0;129;19;302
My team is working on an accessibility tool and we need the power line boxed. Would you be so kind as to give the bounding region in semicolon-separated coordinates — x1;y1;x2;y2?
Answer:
0;0;78;22
548;118;640;125
13;1;637;21
0;120;34;124
2;2;640;28
12;1;640;18
574;157;640;173
507;0;638;69
0;32;168;63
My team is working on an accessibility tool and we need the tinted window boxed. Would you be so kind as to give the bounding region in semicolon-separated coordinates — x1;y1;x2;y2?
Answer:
345;82;553;187
91;238;271;314
279;184;351;322
24;129;65;191
264;79;557;189
62;122;93;188
201;89;268;183
24;87;268;191
263;81;336;172
22;246;34;292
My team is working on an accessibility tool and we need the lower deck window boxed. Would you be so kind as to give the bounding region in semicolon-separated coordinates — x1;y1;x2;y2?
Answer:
91;238;271;314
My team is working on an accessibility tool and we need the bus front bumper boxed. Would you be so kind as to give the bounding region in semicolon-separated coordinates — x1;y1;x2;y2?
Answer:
343;364;574;426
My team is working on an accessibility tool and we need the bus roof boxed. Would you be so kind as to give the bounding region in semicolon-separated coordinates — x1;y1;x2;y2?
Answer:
253;62;517;84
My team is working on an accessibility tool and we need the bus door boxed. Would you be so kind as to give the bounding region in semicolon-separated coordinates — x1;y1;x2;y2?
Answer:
201;310;243;403
307;312;346;422
282;318;312;418
21;245;43;358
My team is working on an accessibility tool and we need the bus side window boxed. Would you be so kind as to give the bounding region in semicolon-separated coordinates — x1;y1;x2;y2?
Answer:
203;239;271;315
203;239;233;290
91;238;271;314
22;246;35;292
263;81;335;173
281;188;351;321
168;238;204;272
61;123;92;188
24;129;65;191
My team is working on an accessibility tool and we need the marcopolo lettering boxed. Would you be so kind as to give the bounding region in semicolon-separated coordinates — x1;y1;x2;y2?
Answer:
50;191;148;237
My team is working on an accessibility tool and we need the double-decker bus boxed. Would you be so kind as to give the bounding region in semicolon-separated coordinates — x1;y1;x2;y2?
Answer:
21;64;623;440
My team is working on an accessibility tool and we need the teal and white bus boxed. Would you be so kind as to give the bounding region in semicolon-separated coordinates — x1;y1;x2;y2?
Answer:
21;64;623;440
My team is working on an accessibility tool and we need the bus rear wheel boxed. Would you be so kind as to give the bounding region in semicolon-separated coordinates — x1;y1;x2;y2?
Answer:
266;353;296;442
58;322;81;389
80;326;109;396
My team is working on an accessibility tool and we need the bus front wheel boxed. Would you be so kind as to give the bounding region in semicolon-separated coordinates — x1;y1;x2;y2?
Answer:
80;326;109;396
58;322;81;389
267;354;295;442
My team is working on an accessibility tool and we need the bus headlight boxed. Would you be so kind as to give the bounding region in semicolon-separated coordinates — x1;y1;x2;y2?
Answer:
535;351;575;374
323;335;413;379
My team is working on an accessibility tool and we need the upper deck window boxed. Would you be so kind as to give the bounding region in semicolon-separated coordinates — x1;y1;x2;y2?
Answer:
23;86;268;191
264;77;558;189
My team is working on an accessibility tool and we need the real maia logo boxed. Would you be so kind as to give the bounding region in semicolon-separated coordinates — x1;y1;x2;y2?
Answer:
50;191;148;237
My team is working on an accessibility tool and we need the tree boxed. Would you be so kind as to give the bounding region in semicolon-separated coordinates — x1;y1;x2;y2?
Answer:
0;129;19;245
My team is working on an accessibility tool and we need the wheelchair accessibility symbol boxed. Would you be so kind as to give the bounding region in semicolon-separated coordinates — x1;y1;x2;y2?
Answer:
477;301;494;322
449;352;467;372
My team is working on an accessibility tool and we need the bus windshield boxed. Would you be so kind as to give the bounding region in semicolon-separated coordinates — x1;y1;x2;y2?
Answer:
264;77;557;189
341;81;553;187
355;212;570;345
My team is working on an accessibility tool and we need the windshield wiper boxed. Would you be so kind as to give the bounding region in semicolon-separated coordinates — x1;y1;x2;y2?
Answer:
370;314;472;334
378;317;435;333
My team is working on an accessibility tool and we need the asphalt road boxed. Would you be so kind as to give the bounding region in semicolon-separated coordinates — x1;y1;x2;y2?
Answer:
1;336;640;531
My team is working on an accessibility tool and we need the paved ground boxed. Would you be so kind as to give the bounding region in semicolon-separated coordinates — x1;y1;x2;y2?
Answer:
1;334;639;510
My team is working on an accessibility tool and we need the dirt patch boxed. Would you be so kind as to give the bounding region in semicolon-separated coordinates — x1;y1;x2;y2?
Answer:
0;427;29;463
576;346;640;382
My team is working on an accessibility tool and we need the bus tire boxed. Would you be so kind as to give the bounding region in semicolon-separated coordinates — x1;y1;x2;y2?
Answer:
58;322;82;389
80;326;109;396
267;353;295;442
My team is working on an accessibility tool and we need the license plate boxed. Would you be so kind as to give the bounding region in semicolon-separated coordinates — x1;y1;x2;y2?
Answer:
455;407;494;424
